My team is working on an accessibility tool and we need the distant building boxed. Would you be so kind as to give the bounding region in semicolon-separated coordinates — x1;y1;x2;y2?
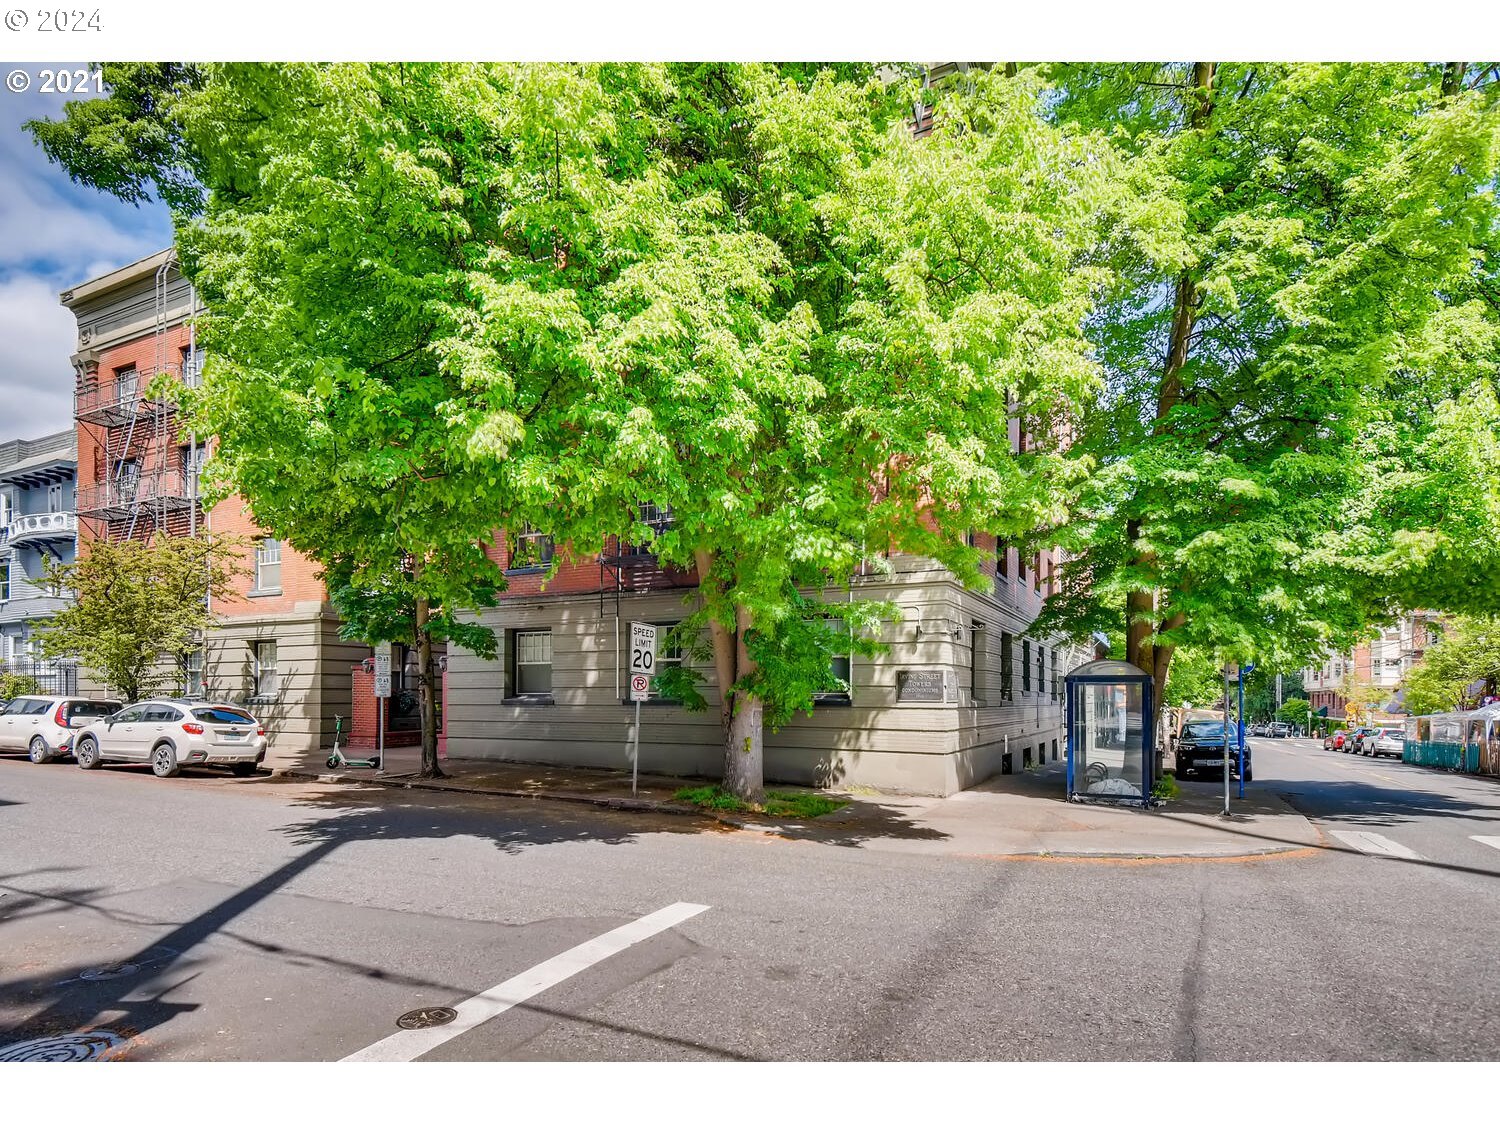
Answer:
1304;611;1442;720
0;428;78;694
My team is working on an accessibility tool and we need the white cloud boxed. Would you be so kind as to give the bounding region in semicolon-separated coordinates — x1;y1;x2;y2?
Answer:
0;65;175;441
0;274;78;440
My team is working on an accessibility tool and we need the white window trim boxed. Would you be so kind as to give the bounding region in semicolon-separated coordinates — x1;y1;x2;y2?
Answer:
252;639;278;698
254;538;283;594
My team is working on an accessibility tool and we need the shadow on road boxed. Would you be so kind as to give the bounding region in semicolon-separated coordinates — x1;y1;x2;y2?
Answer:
0;786;724;1058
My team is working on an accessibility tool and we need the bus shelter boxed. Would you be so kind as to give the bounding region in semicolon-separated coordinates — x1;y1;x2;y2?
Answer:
1065;659;1155;805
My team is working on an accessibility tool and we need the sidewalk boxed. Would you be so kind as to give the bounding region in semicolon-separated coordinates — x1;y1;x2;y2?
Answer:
270;748;1322;861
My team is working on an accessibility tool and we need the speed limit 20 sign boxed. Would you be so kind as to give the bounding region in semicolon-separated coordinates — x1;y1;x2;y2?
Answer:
629;622;658;701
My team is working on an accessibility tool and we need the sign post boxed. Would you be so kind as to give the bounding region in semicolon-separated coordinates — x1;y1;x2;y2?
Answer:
627;623;657;796
1221;661;1233;817
373;642;392;772
1238;662;1255;799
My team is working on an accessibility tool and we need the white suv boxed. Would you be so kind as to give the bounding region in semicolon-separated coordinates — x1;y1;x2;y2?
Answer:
73;700;267;777
0;696;123;762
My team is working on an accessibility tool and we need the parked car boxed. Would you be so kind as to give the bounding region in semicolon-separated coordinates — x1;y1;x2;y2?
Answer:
1249;723;1269;737
1368;728;1405;759
0;695;123;763
1345;727;1379;753
1174;719;1253;782
1323;729;1350;751
72;700;266;777
1268;722;1291;738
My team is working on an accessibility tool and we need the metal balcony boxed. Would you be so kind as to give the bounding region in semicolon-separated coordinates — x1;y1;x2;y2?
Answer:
75;369;180;427
1;511;76;547
75;472;196;521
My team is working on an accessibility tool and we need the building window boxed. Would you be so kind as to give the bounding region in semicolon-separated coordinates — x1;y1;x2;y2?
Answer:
1033;554;1043;593
254;538;282;592
252;640;278;697
184;648;204;698
114;365;138;403
1022;638;1032;693
0;558;9;603
47;483;64;513
116;459;139;502
813;617;853;704
997;540;1009;578
181;345;203;387
643;622;685;701
0;491;11;528
621;502;675;559
1051;650;1059;702
1000;631;1014;701
509;629;553;698
1037;644;1045;696
506;525;554;571
971;622;987;704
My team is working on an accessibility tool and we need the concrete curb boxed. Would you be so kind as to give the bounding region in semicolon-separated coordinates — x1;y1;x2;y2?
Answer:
271;766;779;832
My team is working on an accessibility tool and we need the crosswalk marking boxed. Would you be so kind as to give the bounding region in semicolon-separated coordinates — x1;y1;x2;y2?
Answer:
341;901;710;1062
1329;830;1420;860
1472;836;1500;852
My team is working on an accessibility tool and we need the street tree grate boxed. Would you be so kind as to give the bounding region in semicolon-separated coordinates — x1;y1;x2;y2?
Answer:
79;963;140;981
397;1007;458;1030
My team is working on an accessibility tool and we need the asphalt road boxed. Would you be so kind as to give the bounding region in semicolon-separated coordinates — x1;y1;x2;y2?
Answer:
2;741;1498;1061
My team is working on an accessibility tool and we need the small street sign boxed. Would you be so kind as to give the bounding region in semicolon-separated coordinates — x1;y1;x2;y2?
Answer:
373;644;392;699
629;622;657;702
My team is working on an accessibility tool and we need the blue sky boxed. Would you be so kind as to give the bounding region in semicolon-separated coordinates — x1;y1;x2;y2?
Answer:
0;61;174;443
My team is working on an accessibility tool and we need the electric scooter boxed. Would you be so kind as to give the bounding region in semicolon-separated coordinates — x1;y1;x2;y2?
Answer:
325;714;380;770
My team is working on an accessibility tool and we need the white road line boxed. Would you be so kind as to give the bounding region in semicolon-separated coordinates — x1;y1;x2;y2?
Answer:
1329;830;1420;860
341;901;709;1063
1472;836;1500;852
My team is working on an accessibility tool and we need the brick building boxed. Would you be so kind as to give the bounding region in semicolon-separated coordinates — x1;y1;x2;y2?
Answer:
1305;611;1442;721
60;251;370;757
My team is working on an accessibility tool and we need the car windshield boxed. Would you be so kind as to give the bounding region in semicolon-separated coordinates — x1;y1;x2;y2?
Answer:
1185;722;1226;738
192;706;256;725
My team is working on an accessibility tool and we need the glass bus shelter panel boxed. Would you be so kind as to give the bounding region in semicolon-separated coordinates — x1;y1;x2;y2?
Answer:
1073;681;1146;798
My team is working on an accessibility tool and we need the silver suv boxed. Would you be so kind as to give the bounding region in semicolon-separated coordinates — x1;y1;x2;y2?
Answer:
73;700;267;777
0;696;123;762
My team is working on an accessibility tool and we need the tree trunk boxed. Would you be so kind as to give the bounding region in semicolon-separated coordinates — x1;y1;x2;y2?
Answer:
1126;62;1215;681
696;549;765;802
411;557;443;780
1442;62;1467;97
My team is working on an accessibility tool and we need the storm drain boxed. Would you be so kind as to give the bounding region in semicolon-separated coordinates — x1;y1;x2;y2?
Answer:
397;1007;458;1030
0;1030;128;1061
79;963;140;982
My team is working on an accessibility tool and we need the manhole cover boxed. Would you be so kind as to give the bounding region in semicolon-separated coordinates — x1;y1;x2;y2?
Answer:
0;1030;128;1061
79;963;139;982
397;1006;458;1030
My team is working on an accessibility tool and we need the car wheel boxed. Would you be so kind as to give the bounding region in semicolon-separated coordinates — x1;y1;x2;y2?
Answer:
1244;765;1253;783
75;737;102;770
230;762;257;778
151;743;180;779
28;736;52;764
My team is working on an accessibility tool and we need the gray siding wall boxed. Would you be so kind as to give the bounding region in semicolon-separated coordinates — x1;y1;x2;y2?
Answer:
447;559;1075;796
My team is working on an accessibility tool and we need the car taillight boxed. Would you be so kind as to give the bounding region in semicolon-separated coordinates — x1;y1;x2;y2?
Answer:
256;728;265;737
53;704;69;727
181;722;205;735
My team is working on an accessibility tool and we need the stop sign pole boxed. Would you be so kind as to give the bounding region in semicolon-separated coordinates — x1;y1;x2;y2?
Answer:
628;623;657;796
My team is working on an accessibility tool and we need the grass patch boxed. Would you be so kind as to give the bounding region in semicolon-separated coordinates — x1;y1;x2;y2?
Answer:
1151;774;1181;802
673;785;848;819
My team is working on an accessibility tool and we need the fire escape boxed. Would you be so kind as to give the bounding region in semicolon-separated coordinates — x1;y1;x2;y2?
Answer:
74;255;203;541
598;503;696;617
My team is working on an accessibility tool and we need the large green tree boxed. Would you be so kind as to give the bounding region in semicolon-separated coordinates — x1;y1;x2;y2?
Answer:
32;64;1127;797
1042;62;1500;704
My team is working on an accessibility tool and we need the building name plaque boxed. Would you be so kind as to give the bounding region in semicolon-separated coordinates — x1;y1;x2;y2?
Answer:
898;669;947;702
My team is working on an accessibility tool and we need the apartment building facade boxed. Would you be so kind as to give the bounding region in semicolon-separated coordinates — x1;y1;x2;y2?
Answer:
0;428;78;694
448;498;1077;796
60;251;368;756
1305;611;1442;719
